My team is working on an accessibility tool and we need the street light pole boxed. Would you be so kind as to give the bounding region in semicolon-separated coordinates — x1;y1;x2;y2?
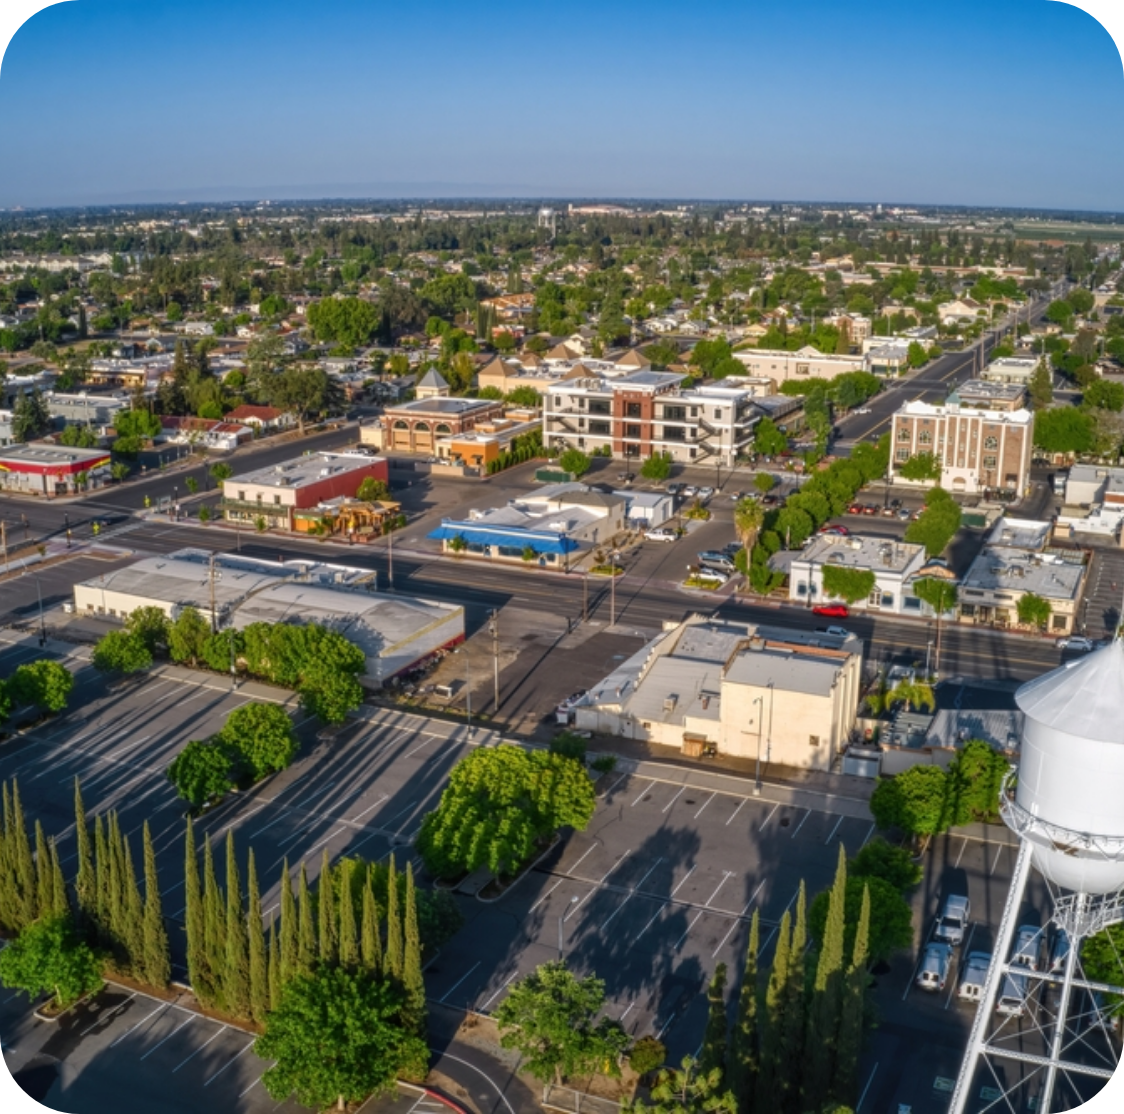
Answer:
463;645;471;730
489;608;500;713
610;549;617;627
558;895;579;957
33;574;45;647
753;694;763;796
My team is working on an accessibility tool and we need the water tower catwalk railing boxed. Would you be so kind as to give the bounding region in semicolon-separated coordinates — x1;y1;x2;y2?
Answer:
948;774;1124;1114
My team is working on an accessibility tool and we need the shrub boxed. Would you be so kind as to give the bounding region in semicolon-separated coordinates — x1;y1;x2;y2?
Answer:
550;732;588;765
851;837;922;892
590;754;617;774
629;1035;667;1076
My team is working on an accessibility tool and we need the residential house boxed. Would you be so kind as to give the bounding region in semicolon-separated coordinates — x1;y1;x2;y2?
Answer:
223;404;294;432
159;416;252;452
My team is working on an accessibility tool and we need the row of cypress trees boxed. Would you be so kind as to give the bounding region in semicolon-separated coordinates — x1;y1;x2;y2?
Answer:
0;778;172;991
183;821;426;1032
702;845;872;1114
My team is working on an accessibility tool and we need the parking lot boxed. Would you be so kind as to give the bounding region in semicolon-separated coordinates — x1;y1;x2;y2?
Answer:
426;769;879;1059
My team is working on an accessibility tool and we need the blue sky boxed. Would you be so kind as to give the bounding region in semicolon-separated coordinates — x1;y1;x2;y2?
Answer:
0;0;1122;210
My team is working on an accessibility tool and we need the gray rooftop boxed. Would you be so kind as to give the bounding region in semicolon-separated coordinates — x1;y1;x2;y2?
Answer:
388;396;498;415
724;647;844;697
0;442;109;465
796;533;926;575
230;451;381;490
961;546;1084;601
987;517;1051;551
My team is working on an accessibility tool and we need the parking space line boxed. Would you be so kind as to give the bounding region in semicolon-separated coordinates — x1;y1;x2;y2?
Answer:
204;1040;254;1087
856;1062;879;1114
603;772;628;797
760;803;779;831
859;822;876;849
619;1001;635;1022
567;844;598;875
955;836;969;868
109;1001;169;1047
440;961;481;1004
304;824;348;859
636;902;667;941
989;845;1005;875
824;816;845;845
725;798;746;827
602;859;663;930
564;886;597;921
139;1014;195;1060
80;992;136;1036
711;897;754;958
384;800;419;828
238;1073;266;1098
669;864;696;897
661;787;686;814
528;879;563;913
600;850;630;883
403;738;433;760
350;793;390;823
693;793;716;820
479;972;520;1012
673;910;705;950
630;781;653;807
171;1025;226;1072
705;872;734;907
790;810;810;839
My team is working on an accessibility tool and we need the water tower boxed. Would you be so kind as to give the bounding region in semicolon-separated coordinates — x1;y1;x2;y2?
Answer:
950;641;1124;1114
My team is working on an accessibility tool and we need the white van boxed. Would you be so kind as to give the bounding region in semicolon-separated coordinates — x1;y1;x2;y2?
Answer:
996;970;1029;1017
959;951;992;1003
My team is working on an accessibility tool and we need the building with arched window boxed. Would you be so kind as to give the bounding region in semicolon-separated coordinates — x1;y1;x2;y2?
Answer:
377;396;504;454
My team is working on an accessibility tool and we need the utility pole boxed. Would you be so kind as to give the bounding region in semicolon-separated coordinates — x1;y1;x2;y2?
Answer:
209;551;217;633
490;608;500;713
610;549;617;627
387;522;394;590
582;573;588;624
1;521;7;575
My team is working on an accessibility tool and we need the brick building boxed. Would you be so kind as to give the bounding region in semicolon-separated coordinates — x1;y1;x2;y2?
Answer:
221;451;389;530
378;396;504;454
889;383;1033;496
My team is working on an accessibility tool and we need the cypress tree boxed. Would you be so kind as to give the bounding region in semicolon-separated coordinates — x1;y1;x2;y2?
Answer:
729;910;760;1114
360;875;381;975
297;863;316;974
806;846;848;1113
121;833;146;975
201;835;225;1008
106;812;126;956
385;853;403;980
834;883;872;1105
224;832;250;1019
317;848;336;966
279;860;297;983
184;818;209;1000
267;917;282;1012
74;779;96;932
35;819;52;920
49;838;68;917
93;812;109;945
11;780;36;929
700;962;729;1080
755;910;791;1114
0;784;17;932
402;862;426;1035
247;849;268;1024
141;822;170;988
780;884;808;1114
337;859;357;968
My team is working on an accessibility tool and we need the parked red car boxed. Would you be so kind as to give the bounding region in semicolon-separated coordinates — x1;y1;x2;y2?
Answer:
847;503;864;515
819;524;850;536
813;604;850;618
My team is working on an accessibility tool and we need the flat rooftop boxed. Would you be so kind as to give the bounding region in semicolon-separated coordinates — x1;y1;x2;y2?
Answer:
796;533;926;574
987;517;1051;551
961;547;1086;601
230;451;382;489
0;442;110;466
386;396;499;415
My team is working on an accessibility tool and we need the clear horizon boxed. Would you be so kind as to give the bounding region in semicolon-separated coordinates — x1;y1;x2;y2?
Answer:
0;0;1122;211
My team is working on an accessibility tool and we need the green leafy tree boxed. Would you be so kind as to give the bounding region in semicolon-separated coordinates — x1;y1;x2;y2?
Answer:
0;914;101;1009
753;419;788;456
247;850;269;1024
209;462;233;485
401;862;426;1036
1033;408;1095;454
91;630;152;674
1084;380;1124;412
733;498;765;564
640;453;673;482
727;910;759;1111
496;961;629;1088
805;847;848;1113
125;606;170;656
870;765;951;838
897;452;942;481
834;885;872;1102
755;909;790;1113
141;822;170;988
256;966;429;1110
904;488;961;558
1029;360;1053;409
820;566;875;605
699;963;729;1081
906;341;928;369
166;740;233;812
850;838;922;892
168;606;211;665
754;472;775;494
625;1057;736;1114
8;660;74;713
217;702;297;783
945;740;1010;825
559;447;592;477
417;746;597;878
911;577;958;616
299;666;364;726
1016;592;1052;630
11;389;52;443
356;476;391;502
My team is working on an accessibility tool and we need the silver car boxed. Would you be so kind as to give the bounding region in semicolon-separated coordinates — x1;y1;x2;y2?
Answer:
916;942;953;992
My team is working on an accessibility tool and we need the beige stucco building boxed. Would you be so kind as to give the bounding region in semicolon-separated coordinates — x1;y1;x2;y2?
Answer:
573;616;864;772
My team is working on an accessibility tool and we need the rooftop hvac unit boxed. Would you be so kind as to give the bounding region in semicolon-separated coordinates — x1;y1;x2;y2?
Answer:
663;695;678;713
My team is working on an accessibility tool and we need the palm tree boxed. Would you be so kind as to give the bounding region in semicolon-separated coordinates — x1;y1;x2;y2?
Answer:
890;679;936;714
733;497;765;563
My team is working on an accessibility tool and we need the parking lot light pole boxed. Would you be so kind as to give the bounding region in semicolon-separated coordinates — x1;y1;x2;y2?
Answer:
610;549;618;627
559;895;579;957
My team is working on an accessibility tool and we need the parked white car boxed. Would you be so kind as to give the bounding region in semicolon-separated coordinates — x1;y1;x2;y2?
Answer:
645;527;677;542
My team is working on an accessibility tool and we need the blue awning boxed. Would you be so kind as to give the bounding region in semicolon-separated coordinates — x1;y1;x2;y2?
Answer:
428;523;579;555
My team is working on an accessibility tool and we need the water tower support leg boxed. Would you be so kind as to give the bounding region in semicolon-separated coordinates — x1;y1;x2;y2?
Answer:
949;840;1033;1114
1040;896;1083;1114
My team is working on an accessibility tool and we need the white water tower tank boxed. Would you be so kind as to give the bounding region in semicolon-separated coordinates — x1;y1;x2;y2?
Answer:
1012;639;1124;894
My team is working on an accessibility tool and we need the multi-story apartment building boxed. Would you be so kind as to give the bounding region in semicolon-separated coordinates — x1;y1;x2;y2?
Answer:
889;382;1033;496
542;371;760;466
